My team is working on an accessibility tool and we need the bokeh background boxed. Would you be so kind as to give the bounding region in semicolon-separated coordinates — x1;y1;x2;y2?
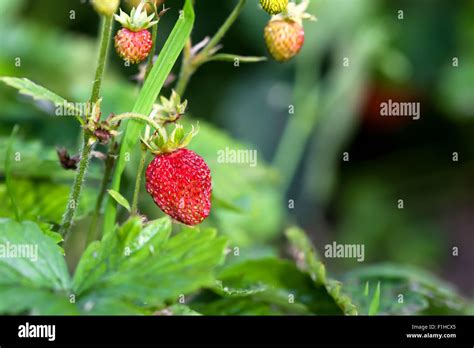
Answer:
0;0;473;302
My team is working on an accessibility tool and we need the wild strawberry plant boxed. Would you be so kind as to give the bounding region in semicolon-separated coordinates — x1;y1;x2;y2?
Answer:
0;0;469;315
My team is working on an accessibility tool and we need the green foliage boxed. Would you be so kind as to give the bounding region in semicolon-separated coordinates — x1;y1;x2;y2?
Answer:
0;219;76;314
0;77;83;121
0;180;96;224
285;227;358;315
0;217;228;315
5;125;20;220
344;264;468;315
73;217;228;313
192;227;357;316
368;281;381;315
107;189;131;212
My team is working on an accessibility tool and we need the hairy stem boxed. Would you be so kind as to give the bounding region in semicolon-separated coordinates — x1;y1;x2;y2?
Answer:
86;139;117;244
90;15;114;104
59;139;93;239
59;15;113;239
131;147;148;215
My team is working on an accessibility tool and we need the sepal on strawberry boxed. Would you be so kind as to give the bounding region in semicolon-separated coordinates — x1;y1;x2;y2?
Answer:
141;123;199;155
114;2;158;31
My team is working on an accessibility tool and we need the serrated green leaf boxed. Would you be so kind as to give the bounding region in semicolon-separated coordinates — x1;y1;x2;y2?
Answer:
0;286;77;315
107;189;130;212
285;227;358;315
104;0;195;235
0;219;70;290
73;217;228;313
344;263;468;315
0;77;83;117
0;219;72;314
211;258;342;315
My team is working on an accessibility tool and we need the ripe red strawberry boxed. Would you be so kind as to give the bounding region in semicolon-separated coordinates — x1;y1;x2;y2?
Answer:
260;0;288;15
145;148;212;226
264;19;305;62
114;3;158;64
114;28;152;64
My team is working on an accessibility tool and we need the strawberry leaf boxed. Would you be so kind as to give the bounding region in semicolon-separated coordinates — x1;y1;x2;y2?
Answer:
0;219;75;314
107;189;131;212
343;264;468;315
73;216;228;314
285;226;358;315
0;77;84;120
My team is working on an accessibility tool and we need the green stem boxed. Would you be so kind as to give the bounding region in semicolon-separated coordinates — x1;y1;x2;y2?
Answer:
59;15;113;239
144;14;159;81
175;58;194;97
59;139;93;239
175;0;247;96
86;139;117;244
200;0;246;57
90;15;114;104
131;146;148;215
109;112;162;130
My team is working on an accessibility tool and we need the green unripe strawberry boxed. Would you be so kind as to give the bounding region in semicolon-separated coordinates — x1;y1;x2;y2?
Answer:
260;0;289;15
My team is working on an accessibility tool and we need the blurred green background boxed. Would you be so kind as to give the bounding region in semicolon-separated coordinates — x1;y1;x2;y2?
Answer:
0;0;473;300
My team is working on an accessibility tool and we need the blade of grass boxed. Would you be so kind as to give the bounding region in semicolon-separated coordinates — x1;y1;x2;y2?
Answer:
368;281;381;315
102;0;195;236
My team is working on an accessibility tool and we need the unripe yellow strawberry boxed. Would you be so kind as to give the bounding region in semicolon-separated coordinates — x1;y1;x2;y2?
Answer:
260;0;289;15
92;0;119;16
264;19;305;62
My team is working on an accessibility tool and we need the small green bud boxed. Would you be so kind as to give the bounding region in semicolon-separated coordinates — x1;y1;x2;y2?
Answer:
92;0;120;17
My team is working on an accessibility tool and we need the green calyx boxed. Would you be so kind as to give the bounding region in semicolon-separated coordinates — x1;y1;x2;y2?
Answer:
155;90;188;124
142;123;199;154
140;90;197;154
84;99;119;145
272;0;316;26
114;2;158;31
